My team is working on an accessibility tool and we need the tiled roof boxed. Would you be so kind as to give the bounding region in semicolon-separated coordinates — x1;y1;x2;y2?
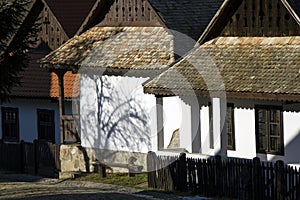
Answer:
148;0;224;41
10;53;78;99
198;0;300;44
45;0;96;37
50;71;79;99
41;26;174;74
144;37;300;101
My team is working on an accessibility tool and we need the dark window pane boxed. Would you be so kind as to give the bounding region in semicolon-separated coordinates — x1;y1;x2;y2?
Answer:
1;107;19;142
226;104;235;150
37;109;55;143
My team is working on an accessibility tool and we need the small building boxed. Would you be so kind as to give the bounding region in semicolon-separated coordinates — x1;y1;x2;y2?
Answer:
0;0;95;144
144;0;300;165
40;0;224;172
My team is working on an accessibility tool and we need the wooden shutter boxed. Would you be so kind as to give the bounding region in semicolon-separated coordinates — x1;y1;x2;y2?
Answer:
256;106;283;155
268;109;282;153
257;108;268;153
226;104;235;150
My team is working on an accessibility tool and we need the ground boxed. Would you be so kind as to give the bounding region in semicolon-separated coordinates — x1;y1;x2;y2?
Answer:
0;173;184;200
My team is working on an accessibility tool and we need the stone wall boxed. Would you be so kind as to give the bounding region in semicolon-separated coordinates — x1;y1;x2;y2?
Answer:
60;144;96;177
59;144;147;178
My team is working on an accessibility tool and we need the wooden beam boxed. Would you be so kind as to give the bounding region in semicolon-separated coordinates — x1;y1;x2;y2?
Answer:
55;70;67;144
156;96;164;150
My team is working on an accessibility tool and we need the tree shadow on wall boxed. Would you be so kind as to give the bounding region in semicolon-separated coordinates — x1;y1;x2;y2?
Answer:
80;75;152;168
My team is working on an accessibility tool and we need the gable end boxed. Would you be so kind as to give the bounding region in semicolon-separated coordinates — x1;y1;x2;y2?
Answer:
98;0;163;27
221;0;300;36
35;3;69;50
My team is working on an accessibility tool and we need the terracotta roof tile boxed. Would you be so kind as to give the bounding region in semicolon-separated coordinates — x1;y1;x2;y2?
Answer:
10;53;78;99
50;71;79;99
144;36;300;101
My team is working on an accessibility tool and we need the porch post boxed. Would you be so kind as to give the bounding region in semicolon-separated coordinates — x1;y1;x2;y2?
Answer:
156;96;164;150
220;98;227;156
212;98;227;156
55;70;67;144
191;103;201;153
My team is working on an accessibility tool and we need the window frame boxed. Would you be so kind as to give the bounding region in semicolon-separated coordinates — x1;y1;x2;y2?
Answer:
1;107;19;142
226;103;236;150
255;105;284;155
37;109;55;143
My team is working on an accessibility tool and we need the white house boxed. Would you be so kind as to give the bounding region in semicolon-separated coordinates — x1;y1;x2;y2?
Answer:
40;0;224;171
143;0;300;165
0;0;95;144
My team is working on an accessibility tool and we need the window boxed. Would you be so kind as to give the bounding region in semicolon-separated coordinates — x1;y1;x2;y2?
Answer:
37;109;55;143
226;104;235;150
1;107;19;142
209;103;236;150
255;106;283;155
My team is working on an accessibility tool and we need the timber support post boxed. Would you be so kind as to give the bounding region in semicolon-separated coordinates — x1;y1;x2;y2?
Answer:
156;96;164;150
54;69;67;144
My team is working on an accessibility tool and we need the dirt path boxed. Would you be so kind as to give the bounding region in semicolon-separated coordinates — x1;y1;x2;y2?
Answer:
0;174;181;200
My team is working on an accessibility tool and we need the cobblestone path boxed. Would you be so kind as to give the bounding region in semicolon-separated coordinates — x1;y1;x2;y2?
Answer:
0;174;181;200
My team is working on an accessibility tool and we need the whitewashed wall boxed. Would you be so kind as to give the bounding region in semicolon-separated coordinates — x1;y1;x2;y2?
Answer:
0;98;71;144
187;98;300;164
227;108;256;159
80;75;182;153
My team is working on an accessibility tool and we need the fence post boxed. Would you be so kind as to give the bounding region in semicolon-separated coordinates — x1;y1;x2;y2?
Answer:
178;153;187;192
215;155;222;197
147;151;157;188
252;157;262;200
34;139;38;175
20;140;24;172
275;160;286;200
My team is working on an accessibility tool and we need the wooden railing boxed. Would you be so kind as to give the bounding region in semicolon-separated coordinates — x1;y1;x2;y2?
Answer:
147;152;300;199
62;115;80;143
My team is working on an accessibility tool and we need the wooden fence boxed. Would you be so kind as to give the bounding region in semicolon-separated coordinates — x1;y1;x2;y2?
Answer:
147;152;300;200
0;140;60;178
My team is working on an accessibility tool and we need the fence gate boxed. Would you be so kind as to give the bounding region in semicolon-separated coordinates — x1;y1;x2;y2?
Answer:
0;140;60;178
35;140;60;177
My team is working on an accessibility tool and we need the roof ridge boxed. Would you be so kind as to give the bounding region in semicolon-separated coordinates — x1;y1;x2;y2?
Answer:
203;36;300;46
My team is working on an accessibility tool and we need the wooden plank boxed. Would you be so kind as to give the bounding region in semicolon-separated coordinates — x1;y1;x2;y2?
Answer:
296;169;300;199
144;0;150;21
236;8;243;35
255;0;260;35
196;159;203;194
191;159;197;193
147;152;156;188
262;162;266;198
279;2;285;36
272;0;278;35
266;162;271;199
215;156;222;197
247;0;253;35
179;153;187;192
290;166;294;200
263;0;268;39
